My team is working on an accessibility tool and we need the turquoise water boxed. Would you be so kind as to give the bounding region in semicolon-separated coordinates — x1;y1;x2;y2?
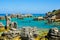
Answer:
0;14;60;29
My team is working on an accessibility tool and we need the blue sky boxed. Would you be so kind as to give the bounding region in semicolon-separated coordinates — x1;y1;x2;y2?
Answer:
0;0;60;14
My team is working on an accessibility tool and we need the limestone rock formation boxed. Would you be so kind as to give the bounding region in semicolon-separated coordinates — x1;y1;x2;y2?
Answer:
33;17;44;21
47;27;60;40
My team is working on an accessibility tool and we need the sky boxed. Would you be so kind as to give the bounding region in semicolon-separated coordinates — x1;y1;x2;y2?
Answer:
0;0;60;14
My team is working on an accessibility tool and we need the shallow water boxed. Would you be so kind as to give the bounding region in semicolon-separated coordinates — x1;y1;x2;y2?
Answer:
0;14;60;29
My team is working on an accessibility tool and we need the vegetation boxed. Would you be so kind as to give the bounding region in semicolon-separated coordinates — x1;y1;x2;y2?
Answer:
46;9;60;18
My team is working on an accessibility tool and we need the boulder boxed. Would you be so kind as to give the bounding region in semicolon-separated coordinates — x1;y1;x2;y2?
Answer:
24;14;33;17
10;22;17;28
33;17;44;21
17;14;24;19
47;27;60;40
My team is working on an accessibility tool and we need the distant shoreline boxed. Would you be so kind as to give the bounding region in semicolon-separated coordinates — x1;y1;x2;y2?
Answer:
0;14;45;16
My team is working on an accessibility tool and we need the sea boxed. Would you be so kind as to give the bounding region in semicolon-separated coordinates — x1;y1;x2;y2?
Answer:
0;14;60;30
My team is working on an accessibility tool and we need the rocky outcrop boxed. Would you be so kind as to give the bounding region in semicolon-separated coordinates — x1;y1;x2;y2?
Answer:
0;16;5;20
46;27;60;40
17;14;24;19
24;14;33;17
20;27;39;40
33;17;44;21
1;28;20;39
45;9;60;23
1;27;39;40
10;14;17;18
